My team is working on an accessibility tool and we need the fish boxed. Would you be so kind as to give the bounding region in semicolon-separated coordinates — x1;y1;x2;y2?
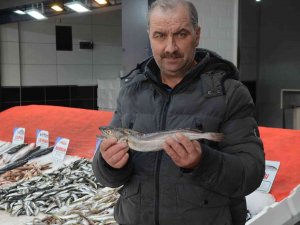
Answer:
100;126;224;152
25;146;54;161
0;162;52;183
0;146;53;175
8;143;36;163
0;158;29;175
0;159;103;217
0;142;13;155
0;153;14;168
7;143;29;154
26;186;119;225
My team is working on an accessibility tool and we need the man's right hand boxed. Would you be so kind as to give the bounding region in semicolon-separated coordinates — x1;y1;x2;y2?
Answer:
100;138;129;169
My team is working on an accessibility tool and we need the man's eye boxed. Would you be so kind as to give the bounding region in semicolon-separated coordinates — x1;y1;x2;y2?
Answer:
154;33;164;38
178;32;187;38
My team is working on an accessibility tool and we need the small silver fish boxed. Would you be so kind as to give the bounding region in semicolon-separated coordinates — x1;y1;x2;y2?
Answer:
100;126;224;152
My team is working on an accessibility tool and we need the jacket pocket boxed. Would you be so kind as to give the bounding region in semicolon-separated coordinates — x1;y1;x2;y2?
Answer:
114;180;141;224
176;183;232;225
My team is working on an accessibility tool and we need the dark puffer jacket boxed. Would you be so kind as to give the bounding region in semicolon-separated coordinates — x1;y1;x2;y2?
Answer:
92;49;265;225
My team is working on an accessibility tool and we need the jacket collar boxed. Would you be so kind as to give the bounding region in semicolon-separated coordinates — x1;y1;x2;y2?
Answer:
144;48;239;86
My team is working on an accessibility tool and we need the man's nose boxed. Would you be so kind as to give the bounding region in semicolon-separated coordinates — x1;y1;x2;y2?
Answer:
165;36;178;54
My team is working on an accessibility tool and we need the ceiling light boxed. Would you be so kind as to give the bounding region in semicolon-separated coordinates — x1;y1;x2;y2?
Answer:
14;10;26;15
94;0;108;5
64;1;90;13
51;4;64;12
256;0;261;2
25;8;47;20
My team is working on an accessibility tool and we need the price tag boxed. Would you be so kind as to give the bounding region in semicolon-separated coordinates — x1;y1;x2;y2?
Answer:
52;137;70;162
257;160;280;193
36;129;49;148
12;127;25;145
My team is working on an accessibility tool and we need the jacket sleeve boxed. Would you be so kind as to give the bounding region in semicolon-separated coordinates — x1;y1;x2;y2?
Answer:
188;81;265;198
92;87;133;188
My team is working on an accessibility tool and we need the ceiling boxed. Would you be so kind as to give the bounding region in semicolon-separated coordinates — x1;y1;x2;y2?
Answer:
0;0;121;24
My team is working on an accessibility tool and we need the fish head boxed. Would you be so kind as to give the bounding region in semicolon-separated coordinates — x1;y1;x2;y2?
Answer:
99;126;126;140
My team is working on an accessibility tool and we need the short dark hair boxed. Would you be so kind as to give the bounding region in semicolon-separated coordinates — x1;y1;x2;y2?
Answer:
148;0;198;29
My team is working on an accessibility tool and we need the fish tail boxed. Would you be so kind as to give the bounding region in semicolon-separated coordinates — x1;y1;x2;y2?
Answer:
206;132;224;142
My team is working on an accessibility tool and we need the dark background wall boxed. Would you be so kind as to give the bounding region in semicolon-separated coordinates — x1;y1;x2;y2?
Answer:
239;0;300;128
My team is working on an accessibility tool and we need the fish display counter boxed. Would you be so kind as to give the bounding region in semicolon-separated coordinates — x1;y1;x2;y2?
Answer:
0;105;300;224
0;155;118;225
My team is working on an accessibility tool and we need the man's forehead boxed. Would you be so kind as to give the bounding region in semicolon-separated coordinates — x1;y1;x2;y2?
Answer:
150;22;191;34
149;5;192;29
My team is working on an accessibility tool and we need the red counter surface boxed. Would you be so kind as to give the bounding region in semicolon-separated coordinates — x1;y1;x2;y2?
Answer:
0;105;113;158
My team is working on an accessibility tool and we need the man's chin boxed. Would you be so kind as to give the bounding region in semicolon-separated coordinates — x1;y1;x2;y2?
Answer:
161;67;183;76
162;64;182;72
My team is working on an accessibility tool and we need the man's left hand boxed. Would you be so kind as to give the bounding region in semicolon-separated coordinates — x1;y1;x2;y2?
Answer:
162;133;202;169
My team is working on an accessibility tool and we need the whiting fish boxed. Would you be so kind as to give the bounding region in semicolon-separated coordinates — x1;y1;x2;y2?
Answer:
100;126;224;152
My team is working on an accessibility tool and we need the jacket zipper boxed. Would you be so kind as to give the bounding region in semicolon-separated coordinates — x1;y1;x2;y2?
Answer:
154;93;171;225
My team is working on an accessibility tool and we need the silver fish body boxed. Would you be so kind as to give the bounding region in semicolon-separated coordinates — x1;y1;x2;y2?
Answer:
0;142;13;155
8;143;36;163
0;159;104;217
100;126;224;152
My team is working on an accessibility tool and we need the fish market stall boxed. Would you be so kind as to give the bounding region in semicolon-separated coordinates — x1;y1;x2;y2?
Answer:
0;105;115;224
0;105;300;224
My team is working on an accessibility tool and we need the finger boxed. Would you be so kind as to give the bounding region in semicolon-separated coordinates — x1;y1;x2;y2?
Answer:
101;142;128;163
100;138;118;152
108;148;129;165
192;141;202;154
104;142;128;156
114;153;129;169
165;136;188;158
162;141;180;161
175;133;195;154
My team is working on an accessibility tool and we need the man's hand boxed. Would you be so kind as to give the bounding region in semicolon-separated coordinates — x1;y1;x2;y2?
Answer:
162;133;202;169
100;138;129;169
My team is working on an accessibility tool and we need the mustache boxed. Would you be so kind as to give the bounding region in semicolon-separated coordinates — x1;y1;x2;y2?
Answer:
161;51;183;59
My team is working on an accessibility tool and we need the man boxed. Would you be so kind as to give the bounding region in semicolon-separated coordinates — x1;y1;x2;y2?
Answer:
92;0;265;224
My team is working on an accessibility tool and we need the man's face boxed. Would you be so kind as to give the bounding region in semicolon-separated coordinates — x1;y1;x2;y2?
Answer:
148;5;200;77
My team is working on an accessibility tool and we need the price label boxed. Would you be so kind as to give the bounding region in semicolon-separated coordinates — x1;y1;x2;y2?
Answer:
52;137;70;162
257;160;280;193
36;129;49;148
12;127;25;145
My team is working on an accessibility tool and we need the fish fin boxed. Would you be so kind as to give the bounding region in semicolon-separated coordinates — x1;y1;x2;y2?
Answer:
124;129;143;136
177;128;204;133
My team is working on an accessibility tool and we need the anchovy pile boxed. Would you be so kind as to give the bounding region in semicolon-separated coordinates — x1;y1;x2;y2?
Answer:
27;187;119;225
0;141;54;175
0;159;103;216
